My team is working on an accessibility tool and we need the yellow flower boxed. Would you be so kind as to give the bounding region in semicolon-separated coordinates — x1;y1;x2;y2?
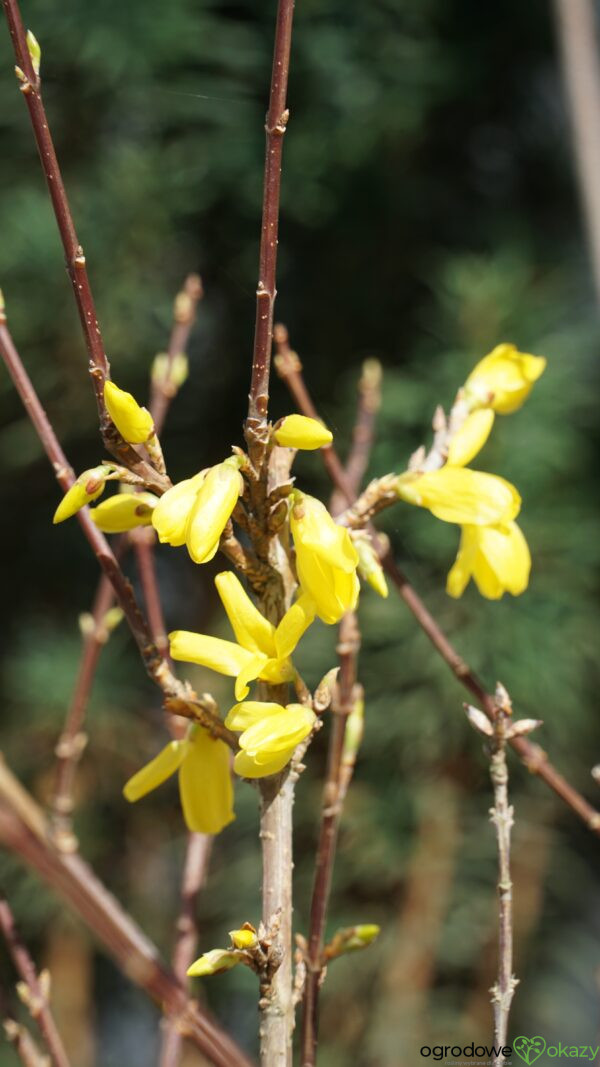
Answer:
446;520;531;599
187;950;242;978
53;466;110;524
104;380;155;443
446;409;495;467
90;492;157;533
464;344;546;415
290;492;360;624
152;460;243;564
169;571;315;700
274;414;333;450
396;467;521;526
123;725;234;834
229;927;257;950
225;700;316;778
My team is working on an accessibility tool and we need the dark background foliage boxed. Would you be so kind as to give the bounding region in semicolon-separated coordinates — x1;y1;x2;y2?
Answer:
1;1;599;1064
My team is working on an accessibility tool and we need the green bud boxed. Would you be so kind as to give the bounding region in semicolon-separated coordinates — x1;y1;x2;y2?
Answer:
187;949;241;978
26;30;41;76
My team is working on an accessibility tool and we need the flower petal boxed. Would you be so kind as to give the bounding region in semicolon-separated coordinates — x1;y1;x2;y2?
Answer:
152;471;207;547
239;705;316;758
186;463;243;564
215;571;275;655
274;414;333;450
224;701;284;731
234;651;270;701
90;492;157;533
396;468;521;526
233;748;291;779
274;594;316;660
446;409;495;468
123;739;190;802
178;728;235;834
169;631;255;677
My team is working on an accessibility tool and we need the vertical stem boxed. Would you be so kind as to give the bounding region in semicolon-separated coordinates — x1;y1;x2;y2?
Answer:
489;693;518;1064
259;772;295;1067
300;613;359;1067
246;0;295;434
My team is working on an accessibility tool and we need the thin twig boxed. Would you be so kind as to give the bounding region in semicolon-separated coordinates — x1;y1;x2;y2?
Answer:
0;895;71;1067
150;274;204;436
2;1012;49;1067
50;573;116;850
300;612;361;1067
488;688;518;1064
245;0;295;442
275;342;600;834
1;0;168;492
159;833;213;1067
0;759;254;1067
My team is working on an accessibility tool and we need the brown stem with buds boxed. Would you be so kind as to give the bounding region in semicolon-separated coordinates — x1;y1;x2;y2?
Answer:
301;612;361;1067
51;573;116;850
150;274;204;435
1;0;169;494
246;0;295;440
0;895;71;1067
275;338;600;835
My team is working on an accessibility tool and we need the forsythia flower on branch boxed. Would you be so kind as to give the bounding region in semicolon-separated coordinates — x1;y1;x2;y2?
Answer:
274;414;333;449
53;465;110;523
90;492;157;532
152;458;243;563
104;380;155;444
123;725;234;834
446;521;531;599
463;344;546;415
290;491;360;624
224;700;317;778
396;467;521;526
446;408;495;468
169;571;315;700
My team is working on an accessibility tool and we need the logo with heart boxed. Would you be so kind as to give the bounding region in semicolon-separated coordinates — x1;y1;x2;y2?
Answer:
513;1036;546;1064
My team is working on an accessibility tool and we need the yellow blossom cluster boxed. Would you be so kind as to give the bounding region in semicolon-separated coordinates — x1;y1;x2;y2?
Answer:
397;344;546;599
52;347;545;836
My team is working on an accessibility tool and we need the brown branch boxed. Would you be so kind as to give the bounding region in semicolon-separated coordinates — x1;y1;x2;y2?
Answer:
0;760;253;1067
331;356;382;514
0;894;71;1067
1;3;168;493
275;343;600;835
2;1012;48;1067
300;612;361;1067
487;690;518;1065
150;274;204;436
159;833;213;1067
51;573;116;850
245;0;296;441
132;528;169;658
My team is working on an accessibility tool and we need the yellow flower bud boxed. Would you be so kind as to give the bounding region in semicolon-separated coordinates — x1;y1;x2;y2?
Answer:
446;408;495;467
104;380;154;443
274;414;333;450
53;466;109;524
354;533;388;598
229;927;257;950
464;344;546;415
90;492;157;533
227;701;316;779
152;471;207;547
396;467;521;526
186;460;244;564
446;520;531;600
290;492;360;624
187;949;241;978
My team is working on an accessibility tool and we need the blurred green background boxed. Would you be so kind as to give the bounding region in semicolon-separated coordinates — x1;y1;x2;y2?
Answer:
1;0;600;1064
